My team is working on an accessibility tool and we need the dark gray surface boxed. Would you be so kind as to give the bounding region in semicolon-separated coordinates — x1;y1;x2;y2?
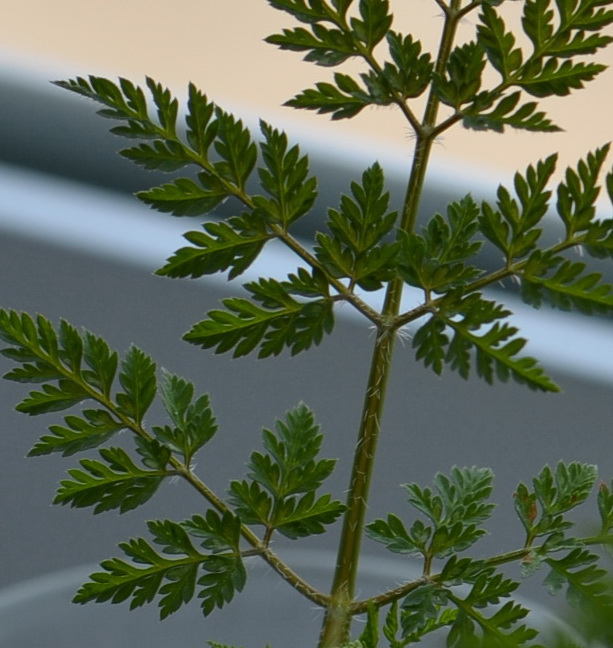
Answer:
1;228;611;614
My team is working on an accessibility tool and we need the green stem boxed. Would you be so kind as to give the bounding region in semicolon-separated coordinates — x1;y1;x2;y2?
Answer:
317;6;464;647
318;323;398;648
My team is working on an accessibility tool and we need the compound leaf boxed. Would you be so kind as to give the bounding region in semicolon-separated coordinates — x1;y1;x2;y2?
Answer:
54;447;170;514
157;214;271;281
256;121;318;227
29;409;124;457
115;345;157;425
184;275;334;358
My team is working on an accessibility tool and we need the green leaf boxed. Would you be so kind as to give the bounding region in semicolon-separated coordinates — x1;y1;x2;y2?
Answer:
398;195;482;294
285;73;372;119
115;345;157;425
154;370;218;463
54;447;169;514
518;59;606;97
228;479;273;526
400;584;452;640
145;77;179;138
182;510;243;553
255;121;318;227
184;275;334;358
185;83;218;158
275;491;345;538
556;144;610;236
156;214;271;280
16;380;90;415
365;513;429;556
412;317;448;376
54;76;158;139
382;31;433;99
315;162;398;290
522;253;613;314
82;331;118;398
229;404;343;538
433;42;486;108
522;0;555;52
477;5;523;80
350;0;393;51
137;173;230;217
368;468;495;560
266;0;334;24
213;108;257;191
250;403;335;497
514;462;598;540
441;294;559;392
544;547;612;610
597;480;613;537
479;153;557;260
266;24;358;66
120;140;193;172
198;554;247;616
462;91;561;133
74;522;245;620
28;409;124;457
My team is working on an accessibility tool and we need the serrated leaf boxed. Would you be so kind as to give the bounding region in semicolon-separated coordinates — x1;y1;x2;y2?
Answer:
120;140;193;172
137;173;230;217
443;295;559;392
157;215;271;281
433;42;486;108
154;370;217;463
182;510;243;553
365;513;426;555
463;91;561;133
556;144;610;236
265;24;358;66
522;253;613;314
54;447;169;514
285;73;372;119
315;162;398;290
115;345;156;424
544;547;612;610
275;491;345;538
28;409;124;457
400;584;451;639
230;404;343;539
228;479;273;526
256;121;318;227
185;83;218;158
198;554;247;616
82;331;118;398
184;277;333;358
350;0;393;51
213;108;257;191
73;529;244;621
398;195;482;293
16;380;90;415
479;153;557;260
477;5;524;80
518;59;606;97
266;0;333;24
382;31;433;99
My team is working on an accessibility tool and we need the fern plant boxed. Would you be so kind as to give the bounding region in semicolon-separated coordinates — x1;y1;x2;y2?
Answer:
2;0;613;646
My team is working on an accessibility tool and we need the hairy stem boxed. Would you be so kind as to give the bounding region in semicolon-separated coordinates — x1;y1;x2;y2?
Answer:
317;5;465;647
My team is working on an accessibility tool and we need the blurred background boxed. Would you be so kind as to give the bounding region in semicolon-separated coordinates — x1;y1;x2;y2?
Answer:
0;0;612;641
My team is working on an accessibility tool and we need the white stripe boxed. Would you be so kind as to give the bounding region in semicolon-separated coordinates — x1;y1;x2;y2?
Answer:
1;162;611;385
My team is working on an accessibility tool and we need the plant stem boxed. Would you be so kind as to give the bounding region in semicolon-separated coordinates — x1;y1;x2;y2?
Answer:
318;322;398;648
317;5;464;646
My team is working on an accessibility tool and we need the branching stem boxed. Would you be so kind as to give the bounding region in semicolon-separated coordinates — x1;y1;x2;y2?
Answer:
317;3;466;646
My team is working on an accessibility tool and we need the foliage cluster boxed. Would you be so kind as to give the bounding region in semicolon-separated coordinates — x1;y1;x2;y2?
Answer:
2;0;613;646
